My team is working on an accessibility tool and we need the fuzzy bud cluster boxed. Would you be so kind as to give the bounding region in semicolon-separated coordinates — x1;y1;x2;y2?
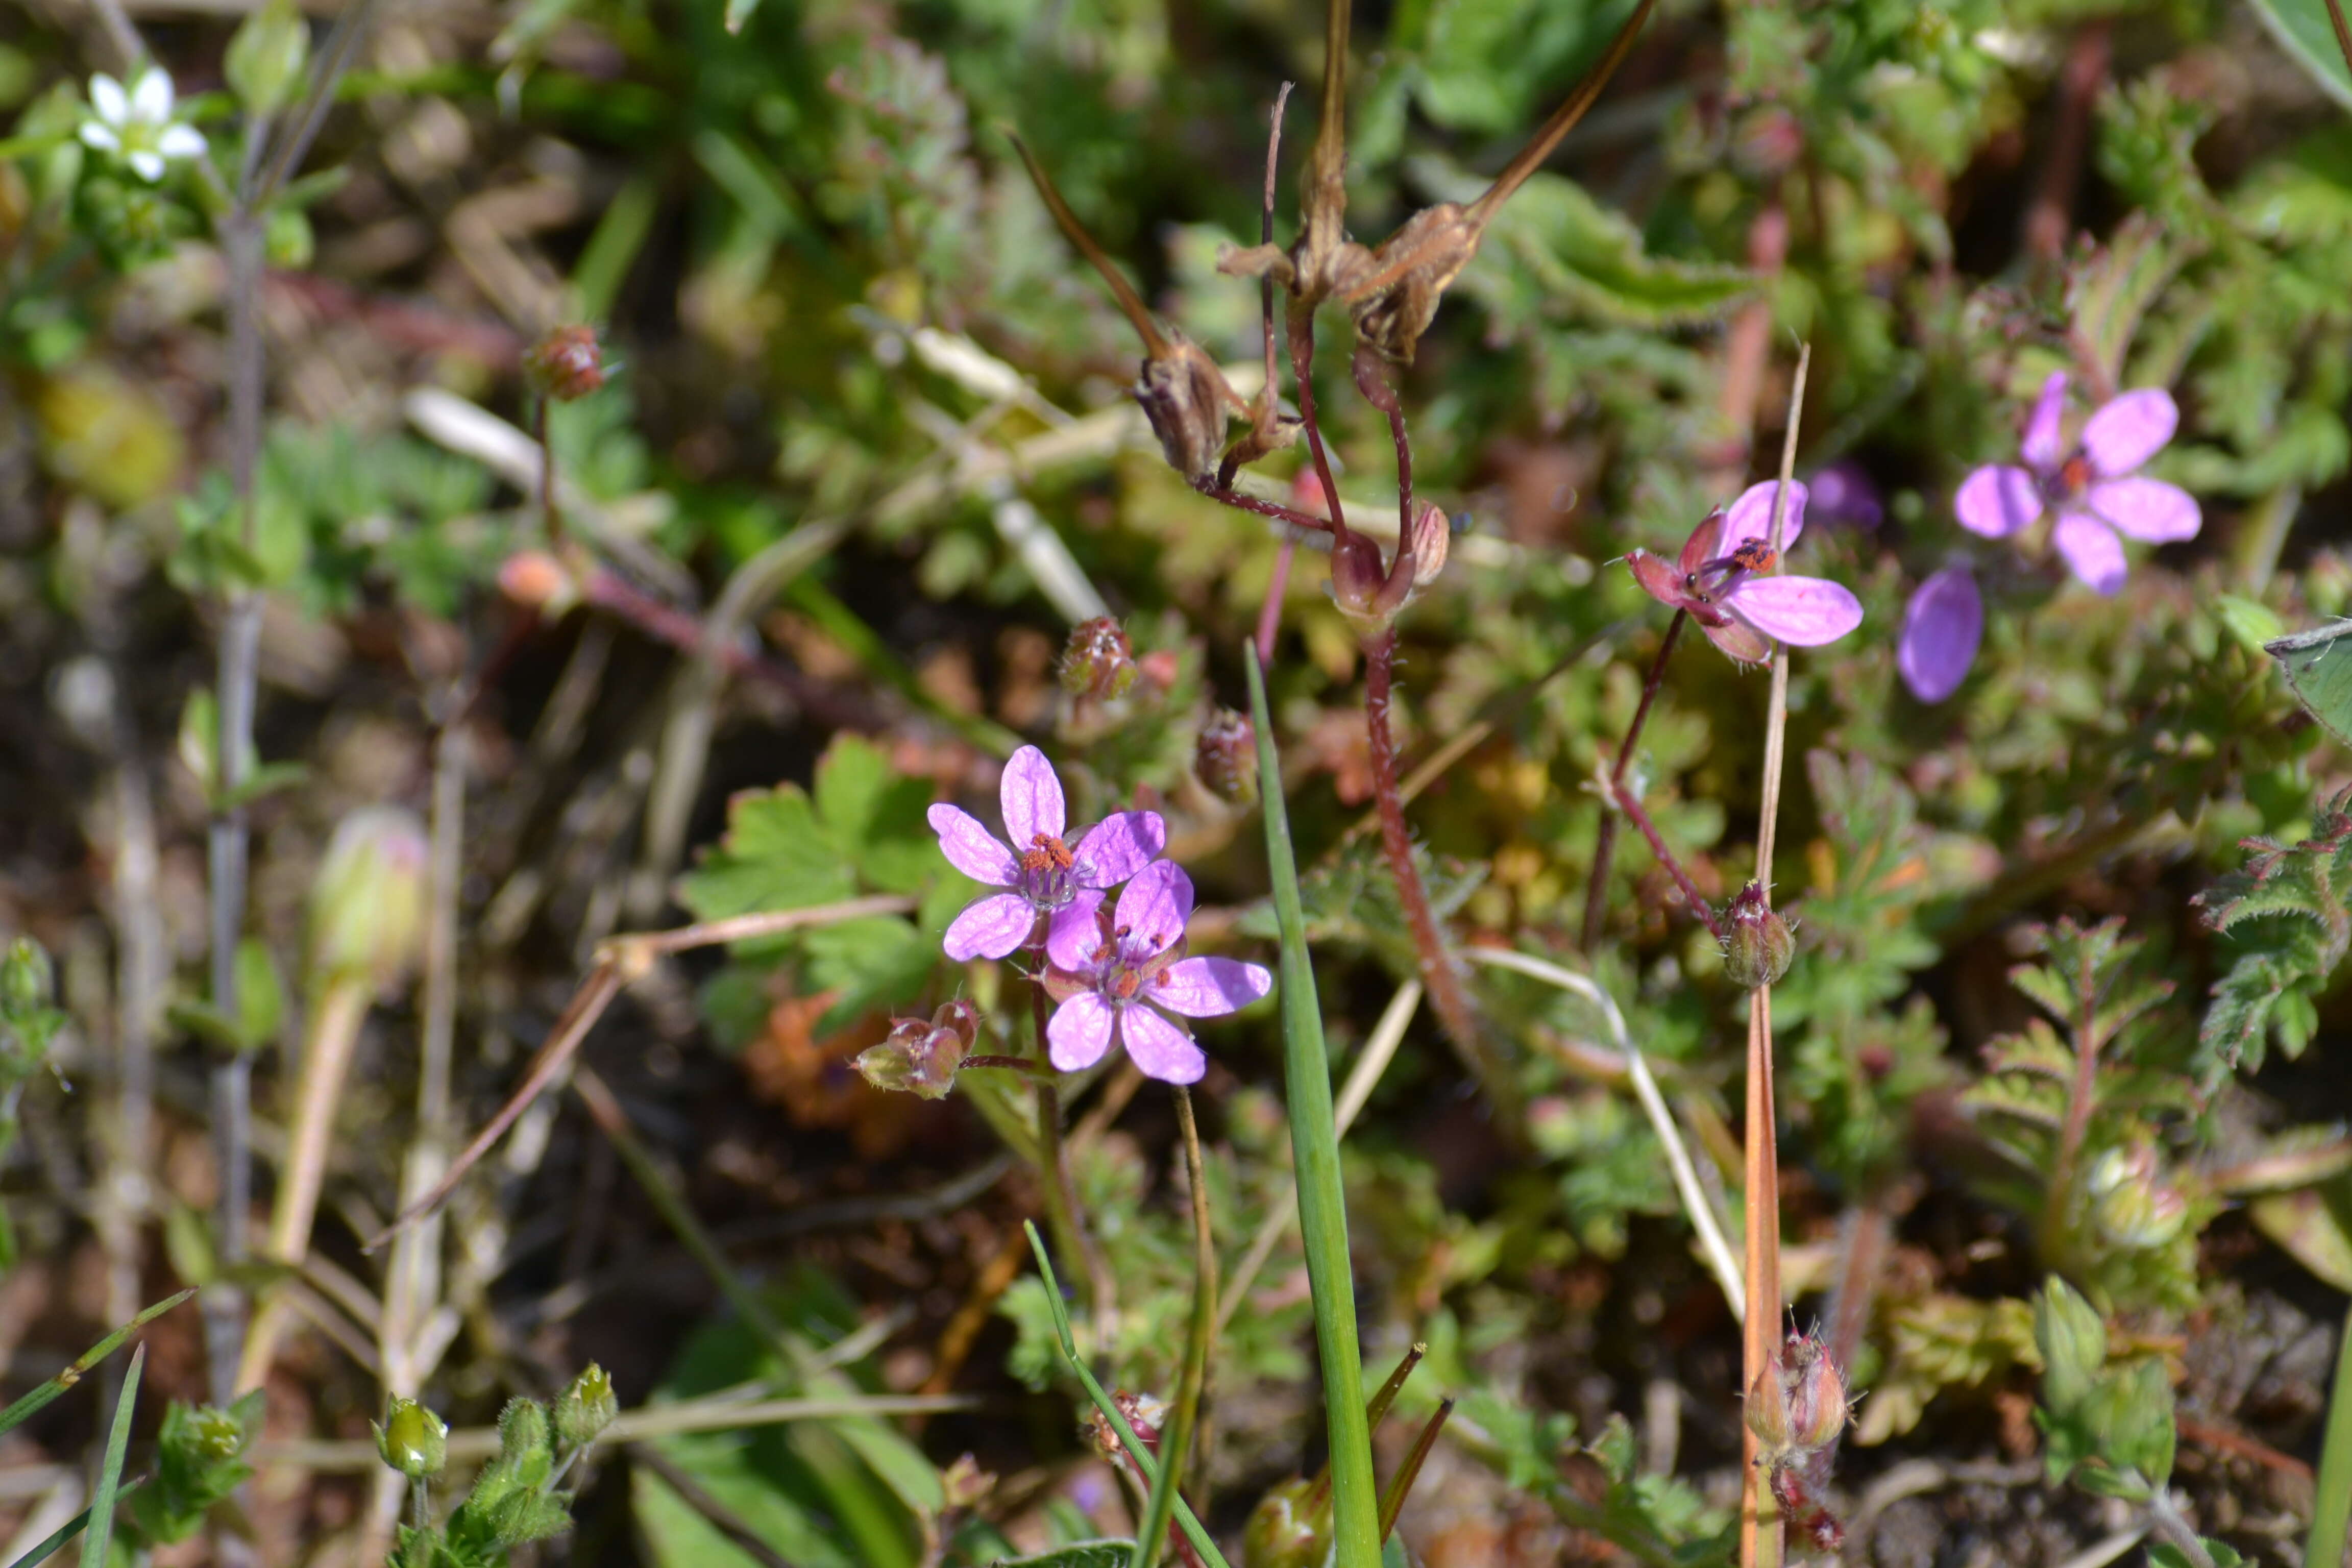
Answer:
1721;881;1795;988
1059;617;1138;702
526;324;605;403
1745;1330;1850;1554
553;1364;618;1448
855;999;981;1099
1195;707;1258;805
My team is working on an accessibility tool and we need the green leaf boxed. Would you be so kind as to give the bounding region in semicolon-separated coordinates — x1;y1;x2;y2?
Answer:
678;786;856;925
78;1344;142;1568
990;1545;1135;1567
2246;0;2352;110
1450;165;1755;329
0;1290;193;1438
2266;619;2352;745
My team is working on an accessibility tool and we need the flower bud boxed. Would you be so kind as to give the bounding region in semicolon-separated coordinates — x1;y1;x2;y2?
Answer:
1721;881;1794;989
1328;528;1410;635
1744;1361;1792;1453
308;806;429;992
374;1396;448;1480
1089;1390;1166;1459
940;1453;994;1510
1195;708;1259;805
1059;617;1137;701
1407;500;1451;594
855;1003;978;1100
525;324;604;403
2088;1146;2189;1249
1242;1476;1328;1568
498;549;580;612
2;937;53;1015
553;1363;618;1448
226;0;309;117
1780;1333;1851;1453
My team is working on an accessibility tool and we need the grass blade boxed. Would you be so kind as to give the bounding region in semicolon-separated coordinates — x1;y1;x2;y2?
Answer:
1023;1224;1230;1568
1243;643;1380;1568
77;1343;143;1568
0;1290;191;1439
2;1481;148;1568
2303;1303;2352;1568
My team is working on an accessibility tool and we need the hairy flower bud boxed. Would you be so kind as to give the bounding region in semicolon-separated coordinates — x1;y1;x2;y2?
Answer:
1781;1333;1851;1453
526;324;604;402
2088;1145;2189;1249
374;1397;448;1480
1195;708;1258;805
1328;528;1412;636
855;1001;981;1100
1721;881;1794;989
1408;500;1452;593
553;1363;618;1448
309;807;428;992
1059;617;1137;701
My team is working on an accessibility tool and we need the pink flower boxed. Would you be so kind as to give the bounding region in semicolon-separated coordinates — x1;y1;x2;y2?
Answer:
929;745;1165;962
1896;565;1984;704
1041;860;1271;1085
1954;371;2199;595
1624;481;1865;664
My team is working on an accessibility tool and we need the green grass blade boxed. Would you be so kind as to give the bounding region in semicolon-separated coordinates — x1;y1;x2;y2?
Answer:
1243;644;1380;1568
1;1481;146;1568
77;1343;142;1568
0;1289;191;1438
1023;1224;1230;1568
2304;1302;2352;1568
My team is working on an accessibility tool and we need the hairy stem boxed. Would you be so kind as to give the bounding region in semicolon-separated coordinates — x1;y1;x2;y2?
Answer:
1607;779;1723;941
1364;630;1520;1131
1581;609;1687;949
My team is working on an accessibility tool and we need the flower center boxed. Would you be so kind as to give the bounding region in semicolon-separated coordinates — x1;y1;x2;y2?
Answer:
1684;540;1776;603
2044;453;2094;507
1016;832;1083;906
1083;922;1166;1006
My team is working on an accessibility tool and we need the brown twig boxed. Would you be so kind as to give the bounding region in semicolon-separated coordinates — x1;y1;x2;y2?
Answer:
2328;0;2352;80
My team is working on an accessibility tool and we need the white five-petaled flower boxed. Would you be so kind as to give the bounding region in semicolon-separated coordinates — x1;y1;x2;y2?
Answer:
80;67;208;183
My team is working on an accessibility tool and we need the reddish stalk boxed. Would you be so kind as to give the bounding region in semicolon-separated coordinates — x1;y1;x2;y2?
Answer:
1581;609;1687;949
1606;776;1722;941
2022;20;2112;263
1194;481;1335;535
1364;629;1518;1126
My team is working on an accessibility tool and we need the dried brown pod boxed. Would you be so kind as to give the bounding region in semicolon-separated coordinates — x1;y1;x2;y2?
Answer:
1340;0;1657;364
1009;131;1246;484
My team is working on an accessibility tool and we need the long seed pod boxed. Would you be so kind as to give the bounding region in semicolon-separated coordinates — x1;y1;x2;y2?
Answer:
1008;131;1244;484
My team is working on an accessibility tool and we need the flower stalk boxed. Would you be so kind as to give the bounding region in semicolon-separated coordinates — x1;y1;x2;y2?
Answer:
1134;1086;1216;1568
1582;609;1686;949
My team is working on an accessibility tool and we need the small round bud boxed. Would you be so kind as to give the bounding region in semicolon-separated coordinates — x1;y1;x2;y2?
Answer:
1780;1333;1851;1453
1195;708;1259;805
308;807;429;992
498;549;578;611
1721;882;1795;989
525;324;605;402
930;999;981;1054
1327;528;1401;634
3;938;53;1013
940;1453;995;1510
2089;1146;2189;1248
1407;500;1451;593
1059;618;1137;702
554;1363;618;1448
1744;1362;1792;1454
374;1397;448;1480
855;1011;968;1099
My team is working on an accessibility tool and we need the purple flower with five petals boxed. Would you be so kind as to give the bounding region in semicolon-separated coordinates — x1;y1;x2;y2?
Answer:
928;745;1165;962
1954;371;2200;595
1624;481;1865;664
1042;860;1271;1085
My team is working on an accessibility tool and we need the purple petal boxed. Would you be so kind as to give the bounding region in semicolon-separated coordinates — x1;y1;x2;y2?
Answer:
999;745;1065;847
1121;1004;1207;1085
2021;371;2068;470
1955;465;2042;538
2052;510;2127;595
928;803;1017;886
1700;617;1772;665
1150;956;1272;1018
1721;480;1810;554
1044;890;1107;970
943;893;1037;961
2088;477;2199;543
1806;460;1882;529
1073;811;1165;889
1046;992;1117;1072
1897;567;1983;704
2081;389;2177;478
1726;575;1864;647
1113;860;1193;957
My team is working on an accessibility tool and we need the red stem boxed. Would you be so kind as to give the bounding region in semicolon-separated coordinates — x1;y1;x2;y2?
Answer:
1256;533;1300;668
1581;610;1687;949
1607;777;1723;941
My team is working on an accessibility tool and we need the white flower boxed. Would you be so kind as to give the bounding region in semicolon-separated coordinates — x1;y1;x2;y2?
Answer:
79;66;208;182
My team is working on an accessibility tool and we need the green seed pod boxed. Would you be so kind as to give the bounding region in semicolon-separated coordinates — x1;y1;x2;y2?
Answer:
553;1364;618;1448
374;1397;448;1480
1721;881;1794;989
